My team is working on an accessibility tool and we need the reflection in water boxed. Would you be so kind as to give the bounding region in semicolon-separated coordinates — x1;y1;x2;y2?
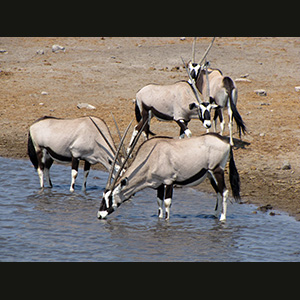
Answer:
1;157;300;262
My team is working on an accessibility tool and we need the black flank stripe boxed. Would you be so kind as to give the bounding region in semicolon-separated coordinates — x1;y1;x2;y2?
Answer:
45;147;72;162
174;168;207;186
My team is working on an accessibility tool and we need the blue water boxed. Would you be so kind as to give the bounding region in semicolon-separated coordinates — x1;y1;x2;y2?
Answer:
1;156;299;261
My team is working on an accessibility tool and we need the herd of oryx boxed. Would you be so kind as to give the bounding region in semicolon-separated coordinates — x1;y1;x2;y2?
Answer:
28;37;247;221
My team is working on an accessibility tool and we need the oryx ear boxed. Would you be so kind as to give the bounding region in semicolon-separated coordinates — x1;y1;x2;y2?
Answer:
189;102;199;110
121;177;128;188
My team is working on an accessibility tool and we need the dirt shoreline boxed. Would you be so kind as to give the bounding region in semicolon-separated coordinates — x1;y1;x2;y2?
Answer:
1;37;299;220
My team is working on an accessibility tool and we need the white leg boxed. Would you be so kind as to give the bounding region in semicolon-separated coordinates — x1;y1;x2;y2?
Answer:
184;128;192;138
70;169;78;192
164;198;172;220
220;109;225;136
219;189;229;221
127;126;138;153
227;103;234;146
37;167;44;188
157;198;164;218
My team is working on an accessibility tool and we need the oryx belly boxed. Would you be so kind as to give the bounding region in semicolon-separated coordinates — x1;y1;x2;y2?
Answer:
137;82;196;122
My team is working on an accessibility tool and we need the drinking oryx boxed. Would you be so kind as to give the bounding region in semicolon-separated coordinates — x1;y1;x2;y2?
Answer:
97;131;241;222
28;116;120;192
188;38;246;146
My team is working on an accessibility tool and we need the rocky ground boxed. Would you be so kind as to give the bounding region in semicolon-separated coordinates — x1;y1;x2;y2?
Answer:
0;37;299;219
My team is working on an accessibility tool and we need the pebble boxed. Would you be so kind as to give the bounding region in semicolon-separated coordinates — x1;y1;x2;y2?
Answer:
52;45;65;53
281;161;291;170
295;86;300;92
41;91;48;95
36;49;44;55
77;102;96;110
254;89;267;96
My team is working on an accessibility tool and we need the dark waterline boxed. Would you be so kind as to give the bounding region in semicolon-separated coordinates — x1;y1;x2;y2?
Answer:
1;157;300;262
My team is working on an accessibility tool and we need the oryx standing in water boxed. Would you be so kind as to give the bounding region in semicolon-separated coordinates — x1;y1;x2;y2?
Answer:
98;130;241;222
127;40;219;153
28;116;120;192
188;37;246;146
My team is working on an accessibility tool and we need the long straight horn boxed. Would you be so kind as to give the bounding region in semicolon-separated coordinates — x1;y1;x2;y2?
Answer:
198;37;216;65
181;56;203;104
106;119;133;190
89;116;116;157
192;37;197;63
109;116;150;191
111;113;127;160
205;58;210;101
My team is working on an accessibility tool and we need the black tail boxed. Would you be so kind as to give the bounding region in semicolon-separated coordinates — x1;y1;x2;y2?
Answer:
134;100;142;123
229;147;241;202
223;77;246;138
135;100;156;136
27;131;38;170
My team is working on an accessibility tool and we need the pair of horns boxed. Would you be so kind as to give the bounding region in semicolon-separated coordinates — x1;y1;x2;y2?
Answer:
192;37;216;65
91;115;150;192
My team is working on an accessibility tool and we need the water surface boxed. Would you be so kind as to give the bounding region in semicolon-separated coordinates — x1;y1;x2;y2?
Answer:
1;157;299;261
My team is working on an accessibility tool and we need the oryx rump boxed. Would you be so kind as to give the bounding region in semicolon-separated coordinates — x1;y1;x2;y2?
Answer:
28;116;119;191
98;133;241;221
128;81;218;151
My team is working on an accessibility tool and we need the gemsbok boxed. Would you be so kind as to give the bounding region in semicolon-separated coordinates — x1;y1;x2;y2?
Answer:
28;116;120;192
127;40;219;153
188;37;246;146
97;129;241;222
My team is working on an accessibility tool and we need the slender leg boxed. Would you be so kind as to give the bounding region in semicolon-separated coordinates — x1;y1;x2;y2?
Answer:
82;161;91;191
176;120;191;139
227;101;234;146
36;150;44;189
208;167;227;220
219;190;229;221
156;184;164;218
70;157;79;192
44;156;54;188
219;108;225;136
164;185;173;220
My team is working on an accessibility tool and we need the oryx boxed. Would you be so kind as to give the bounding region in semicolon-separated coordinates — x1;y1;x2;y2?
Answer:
98;129;241;222
127;81;218;150
28;116;120;192
188;37;246;146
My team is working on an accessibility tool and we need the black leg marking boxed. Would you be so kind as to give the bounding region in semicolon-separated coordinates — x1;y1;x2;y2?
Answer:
164;185;173;200
176;120;188;136
157;184;164;201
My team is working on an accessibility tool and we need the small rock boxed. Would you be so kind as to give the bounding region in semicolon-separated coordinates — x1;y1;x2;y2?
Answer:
240;73;249;78
0;49;8;54
254;89;267;96
259;133;265;137
77;102;96;110
36;49;44;55
52;44;65;53
41;91;48;95
281;161;291;170
180;37;186;41
295;86;300;92
257;204;273;212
